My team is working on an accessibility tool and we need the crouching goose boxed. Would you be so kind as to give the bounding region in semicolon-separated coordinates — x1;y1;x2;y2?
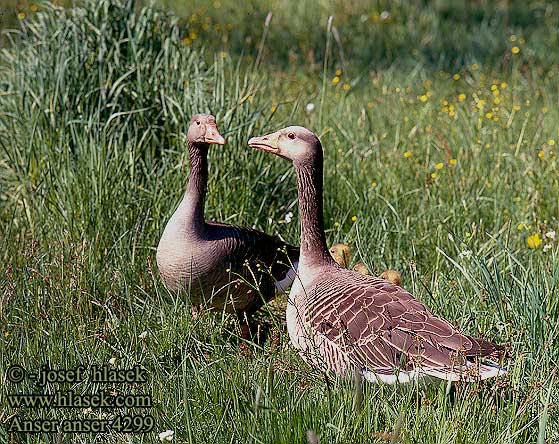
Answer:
248;126;506;383
157;114;298;319
379;269;402;286
330;243;403;284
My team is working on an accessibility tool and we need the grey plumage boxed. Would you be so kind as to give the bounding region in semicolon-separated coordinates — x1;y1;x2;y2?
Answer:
249;126;506;383
157;114;298;315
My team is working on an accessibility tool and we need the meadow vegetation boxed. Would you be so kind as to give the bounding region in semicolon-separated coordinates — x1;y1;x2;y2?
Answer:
1;1;558;442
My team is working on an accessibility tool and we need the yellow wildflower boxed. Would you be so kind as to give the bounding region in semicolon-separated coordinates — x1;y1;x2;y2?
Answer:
513;104;521;111
431;173;437;179
527;233;541;249
343;83;350;91
538;150;545;159
450;159;457;166
491;85;498;91
270;105;277;113
18;12;25;20
549;139;556;146
501;82;508;89
335;69;342;76
351;216;357;222
419;95;428;102
332;76;340;85
512;46;520;54
458;93;466;101
453;74;460;80
31;4;39;11
486;112;493;119
542;107;548;113
471;63;479;71
509;35;517;42
371;181;377;188
435;162;444;170
494;97;501;105
404;151;412;158
367;102;373;108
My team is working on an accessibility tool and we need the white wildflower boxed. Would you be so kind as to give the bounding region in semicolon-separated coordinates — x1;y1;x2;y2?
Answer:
159;430;174;442
545;230;556;240
458;250;472;259
285;211;293;224
380;10;391;21
108;357;116;366
138;331;148;340
83;407;92;415
305;102;315;113
543;244;552;252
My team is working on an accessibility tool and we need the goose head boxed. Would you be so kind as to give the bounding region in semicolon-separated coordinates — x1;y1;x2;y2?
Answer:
187;114;226;146
353;262;370;275
379;269;402;286
329;243;351;268
248;126;321;165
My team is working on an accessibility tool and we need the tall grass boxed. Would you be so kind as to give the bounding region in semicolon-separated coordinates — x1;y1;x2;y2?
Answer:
1;0;558;443
159;0;559;72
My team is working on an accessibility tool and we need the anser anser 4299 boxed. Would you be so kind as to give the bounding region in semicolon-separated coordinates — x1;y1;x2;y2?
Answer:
248;126;506;383
157;114;298;316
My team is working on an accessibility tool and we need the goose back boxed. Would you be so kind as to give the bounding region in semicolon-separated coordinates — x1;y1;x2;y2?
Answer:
287;264;503;382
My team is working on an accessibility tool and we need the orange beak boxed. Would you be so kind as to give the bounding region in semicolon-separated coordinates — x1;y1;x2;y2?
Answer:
248;130;280;153
204;124;226;145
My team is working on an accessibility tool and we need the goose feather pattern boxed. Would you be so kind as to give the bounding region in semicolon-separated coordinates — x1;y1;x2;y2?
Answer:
157;114;298;315
249;125;506;383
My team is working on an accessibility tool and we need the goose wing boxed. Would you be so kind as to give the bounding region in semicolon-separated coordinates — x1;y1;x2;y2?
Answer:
303;272;503;381
207;221;298;288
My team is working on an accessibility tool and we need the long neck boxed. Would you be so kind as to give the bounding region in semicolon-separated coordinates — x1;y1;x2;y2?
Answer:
178;141;209;233
294;155;335;268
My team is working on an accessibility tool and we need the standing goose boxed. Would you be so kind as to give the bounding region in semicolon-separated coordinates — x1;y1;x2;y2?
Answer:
248;126;505;383
157;114;298;318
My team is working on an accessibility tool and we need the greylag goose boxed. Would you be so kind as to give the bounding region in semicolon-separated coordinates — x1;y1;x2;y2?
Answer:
330;243;402;283
248;126;506;383
379;269;402;286
329;243;351;268
353;262;371;276
157;114;298;318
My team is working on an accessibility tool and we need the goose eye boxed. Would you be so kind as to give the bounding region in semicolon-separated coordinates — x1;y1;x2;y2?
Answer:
196;120;201;125
288;132;295;139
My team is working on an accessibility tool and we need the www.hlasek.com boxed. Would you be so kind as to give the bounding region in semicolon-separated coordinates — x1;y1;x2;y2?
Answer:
5;364;155;434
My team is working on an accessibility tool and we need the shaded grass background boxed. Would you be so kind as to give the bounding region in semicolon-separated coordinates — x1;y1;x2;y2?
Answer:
1;0;558;443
